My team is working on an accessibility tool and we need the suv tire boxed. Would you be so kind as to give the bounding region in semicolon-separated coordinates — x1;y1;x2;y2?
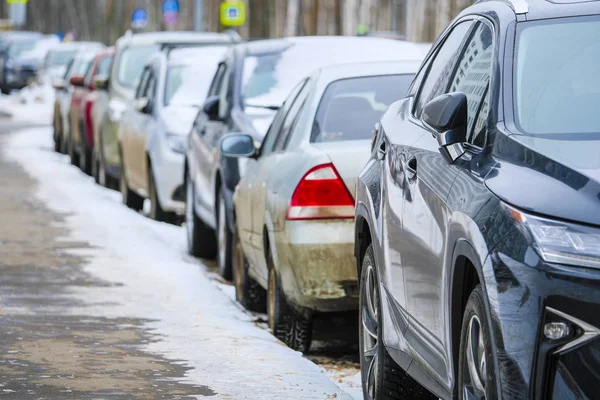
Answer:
359;244;435;400
185;174;216;258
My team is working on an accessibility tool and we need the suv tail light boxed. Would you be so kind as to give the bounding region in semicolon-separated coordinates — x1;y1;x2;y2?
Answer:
286;163;355;221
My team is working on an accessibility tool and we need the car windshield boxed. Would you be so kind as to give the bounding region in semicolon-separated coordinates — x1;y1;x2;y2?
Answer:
8;41;36;58
515;16;600;138
165;47;227;106
47;49;77;67
311;74;414;142
117;44;160;89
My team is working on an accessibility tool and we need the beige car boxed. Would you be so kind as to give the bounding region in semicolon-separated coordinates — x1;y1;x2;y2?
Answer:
96;31;238;189
221;60;421;352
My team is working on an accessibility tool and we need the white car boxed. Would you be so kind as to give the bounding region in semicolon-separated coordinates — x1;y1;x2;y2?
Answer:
118;45;228;222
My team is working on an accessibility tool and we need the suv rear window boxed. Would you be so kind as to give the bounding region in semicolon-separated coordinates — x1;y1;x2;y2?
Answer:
515;16;600;137
311;74;413;143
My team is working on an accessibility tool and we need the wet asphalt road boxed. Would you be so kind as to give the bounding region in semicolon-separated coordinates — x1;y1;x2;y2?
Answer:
0;123;212;398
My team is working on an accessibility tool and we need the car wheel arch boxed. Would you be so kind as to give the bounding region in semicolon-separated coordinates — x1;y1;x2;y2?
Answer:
449;239;501;397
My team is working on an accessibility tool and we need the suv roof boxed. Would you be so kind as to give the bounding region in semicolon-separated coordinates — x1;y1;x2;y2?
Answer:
240;36;428;59
116;31;237;48
476;0;600;19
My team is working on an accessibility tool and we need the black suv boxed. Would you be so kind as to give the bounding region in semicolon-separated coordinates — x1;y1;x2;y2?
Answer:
185;36;425;279
354;0;600;399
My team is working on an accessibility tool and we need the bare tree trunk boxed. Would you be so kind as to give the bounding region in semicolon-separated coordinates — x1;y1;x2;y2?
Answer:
285;0;299;36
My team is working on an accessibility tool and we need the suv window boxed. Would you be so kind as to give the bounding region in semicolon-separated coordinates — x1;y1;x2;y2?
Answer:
273;83;311;152
208;63;226;97
414;21;473;118
135;67;150;99
260;79;307;156
448;21;494;147
96;56;113;77
218;62;232;119
144;70;157;111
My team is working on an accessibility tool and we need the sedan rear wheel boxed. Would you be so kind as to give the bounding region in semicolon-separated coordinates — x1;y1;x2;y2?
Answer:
359;244;435;400
267;250;312;352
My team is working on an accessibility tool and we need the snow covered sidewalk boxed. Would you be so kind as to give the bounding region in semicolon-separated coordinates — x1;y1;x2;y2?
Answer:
4;126;357;399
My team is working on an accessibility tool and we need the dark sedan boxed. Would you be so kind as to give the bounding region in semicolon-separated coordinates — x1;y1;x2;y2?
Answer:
354;0;600;399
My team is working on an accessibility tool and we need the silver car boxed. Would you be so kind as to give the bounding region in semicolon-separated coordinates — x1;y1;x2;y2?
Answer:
220;61;420;351
118;46;227;222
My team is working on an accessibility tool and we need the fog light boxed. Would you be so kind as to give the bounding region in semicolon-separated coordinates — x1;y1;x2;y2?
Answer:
544;322;570;340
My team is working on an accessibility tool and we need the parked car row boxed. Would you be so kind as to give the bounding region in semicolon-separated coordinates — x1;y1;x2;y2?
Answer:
50;0;600;398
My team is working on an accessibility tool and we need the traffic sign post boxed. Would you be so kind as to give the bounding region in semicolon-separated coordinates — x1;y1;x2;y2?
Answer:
6;0;27;28
220;1;245;27
131;8;148;31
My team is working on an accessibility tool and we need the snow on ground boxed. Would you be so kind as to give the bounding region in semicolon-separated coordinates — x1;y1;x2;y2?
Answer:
0;83;54;124
5;126;362;399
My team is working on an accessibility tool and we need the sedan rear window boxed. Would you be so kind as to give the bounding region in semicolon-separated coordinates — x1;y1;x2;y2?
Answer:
515;16;600;138
311;74;414;142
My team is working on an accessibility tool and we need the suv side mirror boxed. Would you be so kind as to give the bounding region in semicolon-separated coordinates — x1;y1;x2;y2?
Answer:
422;92;468;163
93;74;109;91
220;133;256;158
69;75;84;87
135;97;151;114
203;95;220;121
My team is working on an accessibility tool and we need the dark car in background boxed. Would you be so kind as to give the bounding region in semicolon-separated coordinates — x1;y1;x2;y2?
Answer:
354;0;600;399
0;33;50;93
0;31;42;94
184;36;428;279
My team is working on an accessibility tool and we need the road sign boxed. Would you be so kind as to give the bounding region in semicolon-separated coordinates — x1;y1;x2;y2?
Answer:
7;1;25;27
131;8;148;30
220;1;245;27
6;0;28;4
162;0;180;27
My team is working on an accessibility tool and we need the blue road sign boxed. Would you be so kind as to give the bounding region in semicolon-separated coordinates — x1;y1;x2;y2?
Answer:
131;8;148;29
162;0;180;14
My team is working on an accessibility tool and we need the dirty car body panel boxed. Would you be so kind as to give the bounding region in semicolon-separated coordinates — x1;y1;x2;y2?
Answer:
233;61;419;313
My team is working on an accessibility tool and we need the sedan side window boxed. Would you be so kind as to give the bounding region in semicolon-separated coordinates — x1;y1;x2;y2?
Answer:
448;21;494;147
413;21;473;118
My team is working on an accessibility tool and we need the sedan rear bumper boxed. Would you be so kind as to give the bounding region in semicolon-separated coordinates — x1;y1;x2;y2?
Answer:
273;219;358;312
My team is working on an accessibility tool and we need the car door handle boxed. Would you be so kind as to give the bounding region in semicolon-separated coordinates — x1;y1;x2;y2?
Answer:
405;156;417;180
377;141;386;160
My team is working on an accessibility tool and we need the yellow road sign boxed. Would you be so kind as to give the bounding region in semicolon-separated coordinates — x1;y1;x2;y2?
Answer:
6;0;28;4
220;1;245;27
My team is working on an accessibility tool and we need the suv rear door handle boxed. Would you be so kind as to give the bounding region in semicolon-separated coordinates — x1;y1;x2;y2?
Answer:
377;141;386;160
405;156;417;180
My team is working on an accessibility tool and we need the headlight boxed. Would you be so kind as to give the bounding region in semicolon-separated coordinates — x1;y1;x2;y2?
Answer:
166;133;186;154
507;204;600;269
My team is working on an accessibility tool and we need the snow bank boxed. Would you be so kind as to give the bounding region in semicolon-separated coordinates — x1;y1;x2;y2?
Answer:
5;126;356;400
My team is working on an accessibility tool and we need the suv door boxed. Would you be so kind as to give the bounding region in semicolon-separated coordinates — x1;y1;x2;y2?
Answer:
381;19;476;386
191;61;229;227
133;66;157;192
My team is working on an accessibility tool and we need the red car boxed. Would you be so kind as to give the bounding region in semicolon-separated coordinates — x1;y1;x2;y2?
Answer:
69;48;113;175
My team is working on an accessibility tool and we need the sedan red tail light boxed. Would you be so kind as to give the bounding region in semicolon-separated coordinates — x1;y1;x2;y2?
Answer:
286;163;355;221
